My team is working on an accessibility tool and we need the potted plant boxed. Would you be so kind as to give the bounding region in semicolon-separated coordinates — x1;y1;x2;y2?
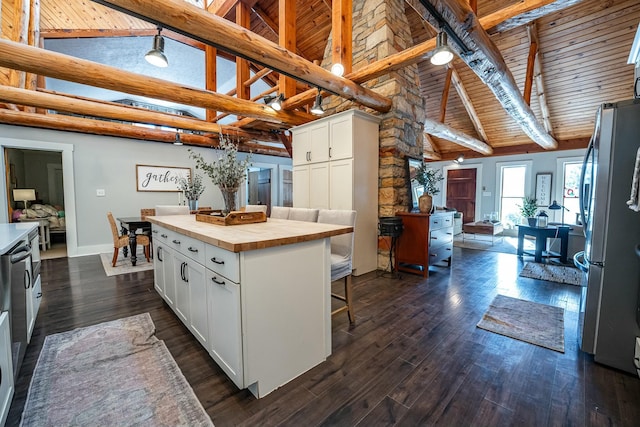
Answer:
188;134;252;214
414;163;444;213
518;196;538;226
177;174;205;211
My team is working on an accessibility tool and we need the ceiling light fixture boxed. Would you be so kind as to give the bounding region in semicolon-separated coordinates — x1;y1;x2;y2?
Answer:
267;93;284;111
453;154;464;164
173;132;183;146
431;32;454;66
310;88;325;115
145;27;168;68
330;63;345;77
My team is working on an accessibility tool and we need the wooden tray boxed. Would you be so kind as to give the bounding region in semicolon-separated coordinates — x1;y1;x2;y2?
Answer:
195;210;267;226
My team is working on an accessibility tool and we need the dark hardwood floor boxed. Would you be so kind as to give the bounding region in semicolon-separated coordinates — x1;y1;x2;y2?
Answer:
7;247;640;426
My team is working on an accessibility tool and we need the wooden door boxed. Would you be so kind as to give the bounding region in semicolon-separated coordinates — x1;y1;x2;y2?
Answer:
446;169;477;223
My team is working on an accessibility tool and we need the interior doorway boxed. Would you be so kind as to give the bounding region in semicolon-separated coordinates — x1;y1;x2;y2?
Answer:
246;166;275;216
446;168;477;223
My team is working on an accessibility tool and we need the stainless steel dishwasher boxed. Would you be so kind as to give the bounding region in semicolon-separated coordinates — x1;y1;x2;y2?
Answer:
3;236;34;381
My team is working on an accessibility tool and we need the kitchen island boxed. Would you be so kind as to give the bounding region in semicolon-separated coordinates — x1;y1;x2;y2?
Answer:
146;215;353;398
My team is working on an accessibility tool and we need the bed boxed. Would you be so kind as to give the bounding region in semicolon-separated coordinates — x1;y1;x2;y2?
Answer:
16;204;66;234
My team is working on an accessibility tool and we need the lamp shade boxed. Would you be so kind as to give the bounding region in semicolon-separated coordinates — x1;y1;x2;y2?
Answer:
13;188;36;201
145;34;168;68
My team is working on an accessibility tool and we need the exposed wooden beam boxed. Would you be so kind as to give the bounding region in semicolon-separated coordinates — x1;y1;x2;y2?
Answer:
524;28;537;105
449;66;489;142
487;0;586;35
206;0;238;17
423;150;442;161
424;118;493;155
0;86;283;142
331;0;352;76
410;0;557;150
277;132;293;158
236;2;251;102
279;0;297;98
431;137;589;162
0;40;313;126
39;28;206;50
284;0;576;111
205;45;217;121
527;22;554;134
439;67;453;123
91;0;392;113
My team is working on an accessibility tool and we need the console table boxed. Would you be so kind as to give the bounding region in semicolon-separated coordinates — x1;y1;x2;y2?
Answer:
463;221;504;245
517;225;571;263
395;211;454;278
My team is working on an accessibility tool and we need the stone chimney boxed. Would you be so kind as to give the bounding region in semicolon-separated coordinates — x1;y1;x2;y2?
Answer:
322;0;426;270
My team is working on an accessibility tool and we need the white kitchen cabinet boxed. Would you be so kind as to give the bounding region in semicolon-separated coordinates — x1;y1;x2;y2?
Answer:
0;312;14;427
27;275;42;342
293;162;329;209
291;109;380;275
291;121;330;165
206;270;243;387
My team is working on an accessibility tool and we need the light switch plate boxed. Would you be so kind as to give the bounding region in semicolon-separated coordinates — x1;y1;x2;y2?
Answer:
96;189;106;197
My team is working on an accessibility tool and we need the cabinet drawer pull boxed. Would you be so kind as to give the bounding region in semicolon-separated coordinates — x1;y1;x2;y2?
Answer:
433;221;439;225
172;239;181;245
152;230;158;234
210;257;225;265
446;248;451;251
446;232;453;235
161;234;168;238
36;292;42;299
432;236;438;240
188;247;198;253
211;276;226;286
157;246;163;262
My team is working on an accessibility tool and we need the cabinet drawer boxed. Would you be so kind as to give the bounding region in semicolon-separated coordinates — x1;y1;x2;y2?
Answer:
429;242;453;265
430;227;454;245
152;226;174;244
179;235;206;265
205;244;240;283
430;214;453;230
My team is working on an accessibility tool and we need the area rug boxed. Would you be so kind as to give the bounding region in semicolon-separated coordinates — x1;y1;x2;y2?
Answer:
20;313;213;427
99;248;153;277
519;262;582;286
453;235;535;255
477;295;565;353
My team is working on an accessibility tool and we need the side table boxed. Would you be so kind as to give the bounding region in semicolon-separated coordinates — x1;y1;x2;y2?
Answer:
19;218;50;251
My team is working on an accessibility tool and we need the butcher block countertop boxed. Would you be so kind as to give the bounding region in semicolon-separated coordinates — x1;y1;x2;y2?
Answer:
146;215;353;253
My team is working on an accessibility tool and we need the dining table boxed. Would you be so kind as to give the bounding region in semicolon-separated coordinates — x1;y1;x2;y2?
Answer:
117;216;152;266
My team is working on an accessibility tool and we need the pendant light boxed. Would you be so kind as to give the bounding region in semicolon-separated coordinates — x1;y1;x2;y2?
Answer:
266;93;284;111
310;88;324;115
145;27;169;68
330;63;345;77
431;32;454;66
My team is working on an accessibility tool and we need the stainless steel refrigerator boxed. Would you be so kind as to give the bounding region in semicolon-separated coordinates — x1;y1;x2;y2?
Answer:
574;99;640;375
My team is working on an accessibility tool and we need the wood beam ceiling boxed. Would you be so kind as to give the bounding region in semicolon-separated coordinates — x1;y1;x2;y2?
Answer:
0;39;313;126
409;0;557;150
91;0;392;113
527;22;553;134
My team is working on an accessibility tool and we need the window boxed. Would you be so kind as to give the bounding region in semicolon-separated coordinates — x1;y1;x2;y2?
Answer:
555;158;583;224
496;162;531;229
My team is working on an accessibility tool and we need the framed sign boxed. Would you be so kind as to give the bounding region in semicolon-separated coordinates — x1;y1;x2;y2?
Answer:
535;173;552;206
136;164;191;192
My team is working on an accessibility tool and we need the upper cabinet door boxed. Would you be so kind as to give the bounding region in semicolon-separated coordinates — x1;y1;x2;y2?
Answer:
309;122;330;163
329;114;353;161
292;127;310;165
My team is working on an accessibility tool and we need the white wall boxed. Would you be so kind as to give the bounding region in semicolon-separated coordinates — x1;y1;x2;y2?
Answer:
427;148;587;222
0;125;292;256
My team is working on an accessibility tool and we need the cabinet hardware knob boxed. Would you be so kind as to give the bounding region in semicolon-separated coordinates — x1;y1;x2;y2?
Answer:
211;257;225;265
161;234;168;238
188;247;198;253
212;276;226;286
172;239;181;244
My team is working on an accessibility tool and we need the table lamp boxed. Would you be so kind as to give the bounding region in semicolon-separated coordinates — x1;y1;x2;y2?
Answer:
13;188;36;209
548;200;568;225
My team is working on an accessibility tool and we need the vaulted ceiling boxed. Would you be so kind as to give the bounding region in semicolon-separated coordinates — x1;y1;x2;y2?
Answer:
1;0;639;160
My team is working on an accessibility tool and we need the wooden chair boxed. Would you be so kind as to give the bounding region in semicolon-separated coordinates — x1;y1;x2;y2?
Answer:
107;212;150;267
317;209;357;323
140;208;155;220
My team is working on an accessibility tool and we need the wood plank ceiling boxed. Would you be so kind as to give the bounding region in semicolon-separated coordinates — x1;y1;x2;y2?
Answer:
1;0;639;160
